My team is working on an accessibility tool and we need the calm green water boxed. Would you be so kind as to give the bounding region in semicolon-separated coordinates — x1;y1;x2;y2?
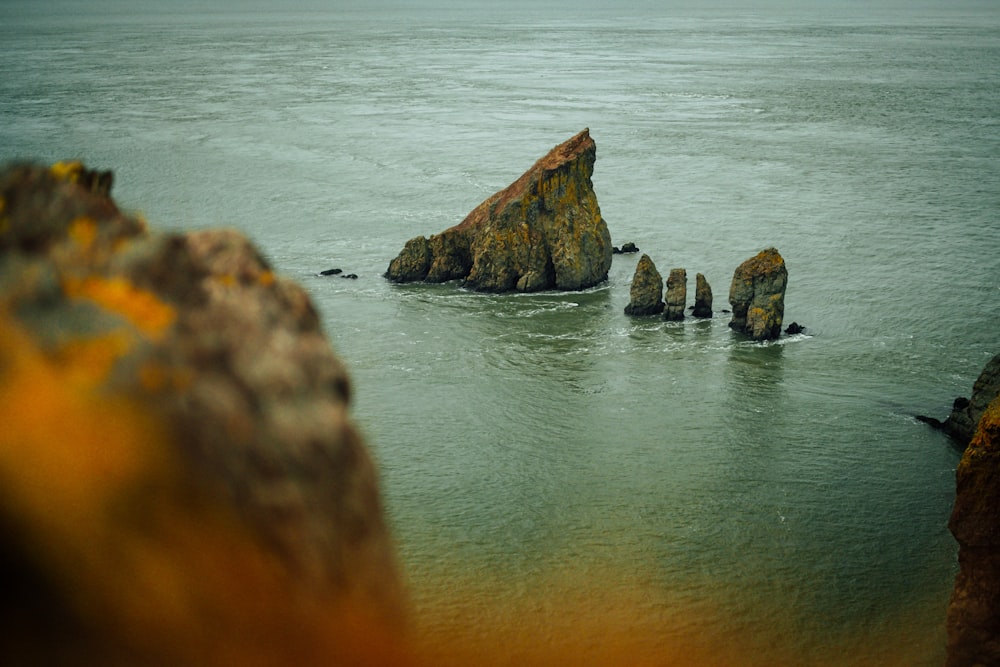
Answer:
2;1;999;663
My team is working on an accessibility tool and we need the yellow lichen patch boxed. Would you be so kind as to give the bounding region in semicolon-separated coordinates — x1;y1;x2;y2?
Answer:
258;270;275;287
214;273;237;288
55;332;133;389
50;160;84;183
0;320;160;539
68;216;98;250
63;275;176;341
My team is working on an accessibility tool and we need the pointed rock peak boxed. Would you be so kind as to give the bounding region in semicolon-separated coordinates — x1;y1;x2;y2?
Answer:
536;128;594;170
386;130;611;293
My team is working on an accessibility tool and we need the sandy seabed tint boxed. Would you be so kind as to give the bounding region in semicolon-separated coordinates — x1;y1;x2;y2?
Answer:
408;563;948;667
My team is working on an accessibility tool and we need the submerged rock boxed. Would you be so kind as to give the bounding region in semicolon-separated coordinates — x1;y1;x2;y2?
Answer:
385;129;612;292
947;395;1000;667
728;247;787;341
0;163;409;665
663;268;687;321
613;241;639;254
692;272;713;318
624;253;664;316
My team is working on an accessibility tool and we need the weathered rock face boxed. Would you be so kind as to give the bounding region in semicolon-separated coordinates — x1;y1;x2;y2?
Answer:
728;248;787;341
0;164;409;665
663;268;687;321
947;394;1000;667
692;272;713;318
624;253;664;316
385;129;612;292
942;354;1000;446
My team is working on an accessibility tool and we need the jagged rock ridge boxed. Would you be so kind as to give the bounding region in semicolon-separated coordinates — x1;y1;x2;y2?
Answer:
386;129;613;293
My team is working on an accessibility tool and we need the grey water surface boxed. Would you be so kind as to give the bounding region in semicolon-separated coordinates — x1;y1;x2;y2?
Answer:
2;0;998;662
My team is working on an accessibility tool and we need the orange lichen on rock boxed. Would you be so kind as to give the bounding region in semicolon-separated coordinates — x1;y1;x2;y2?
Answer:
62;275;176;340
67;216;99;249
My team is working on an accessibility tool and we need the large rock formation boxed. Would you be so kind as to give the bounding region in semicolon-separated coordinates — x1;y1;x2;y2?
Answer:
385;129;612;292
0;163;410;665
947;394;1000;666
728;247;787;341
663;268;687;321
692;272;713;318
624;253;664;316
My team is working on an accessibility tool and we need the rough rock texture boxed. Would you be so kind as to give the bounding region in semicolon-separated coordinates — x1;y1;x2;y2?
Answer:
728;248;787;341
942;354;1000;446
663;268;687;321
947;395;1000;667
0;163;410;665
385;129;612;292
624;253;664;316
692;272;713;318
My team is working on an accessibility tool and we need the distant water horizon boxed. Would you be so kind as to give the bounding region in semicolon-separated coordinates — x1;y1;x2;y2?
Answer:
3;1;999;663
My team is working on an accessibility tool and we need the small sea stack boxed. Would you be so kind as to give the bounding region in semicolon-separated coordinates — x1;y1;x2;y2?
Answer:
624;253;664;316
692;272;713;318
728;247;787;341
663;268;687;321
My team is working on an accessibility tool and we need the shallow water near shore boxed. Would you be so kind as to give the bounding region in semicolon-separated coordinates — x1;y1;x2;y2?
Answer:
2;1;999;663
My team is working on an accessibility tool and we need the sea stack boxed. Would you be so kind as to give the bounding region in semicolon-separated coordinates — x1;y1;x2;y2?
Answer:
947;394;1000;666
624;253;664;316
692;272;713;318
0;163;408;664
728;247;787;341
385;129;613;292
663;268;687;321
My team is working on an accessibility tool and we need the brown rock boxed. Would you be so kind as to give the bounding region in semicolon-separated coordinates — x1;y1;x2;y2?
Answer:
0;163;410;665
385;129;612;292
728;248;787;341
947;395;1000;666
692;272;713;318
663;268;687;321
385;235;432;282
624;253;664;316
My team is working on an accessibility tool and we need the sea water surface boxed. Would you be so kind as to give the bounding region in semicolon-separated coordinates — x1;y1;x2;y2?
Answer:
2;1;999;663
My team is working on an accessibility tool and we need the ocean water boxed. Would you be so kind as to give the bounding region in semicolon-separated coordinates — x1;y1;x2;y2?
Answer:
2;1;999;663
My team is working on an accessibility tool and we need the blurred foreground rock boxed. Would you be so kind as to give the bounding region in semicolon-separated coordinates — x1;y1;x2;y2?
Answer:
385;129;612;292
0;163;410;666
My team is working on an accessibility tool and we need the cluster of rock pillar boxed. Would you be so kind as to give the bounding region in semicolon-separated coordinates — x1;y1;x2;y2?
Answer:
624;247;787;341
